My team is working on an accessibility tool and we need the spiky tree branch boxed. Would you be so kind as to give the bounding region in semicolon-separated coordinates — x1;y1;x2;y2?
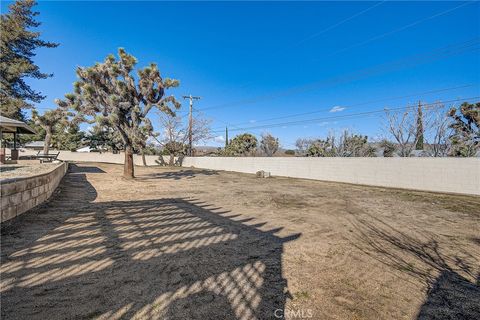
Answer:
57;48;180;178
447;102;480;157
31;107;69;154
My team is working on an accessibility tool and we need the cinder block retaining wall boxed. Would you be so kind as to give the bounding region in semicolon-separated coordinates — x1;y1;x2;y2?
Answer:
1;162;68;223
182;157;480;196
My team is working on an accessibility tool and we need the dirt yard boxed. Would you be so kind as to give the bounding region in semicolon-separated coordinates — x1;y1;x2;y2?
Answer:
1;162;479;320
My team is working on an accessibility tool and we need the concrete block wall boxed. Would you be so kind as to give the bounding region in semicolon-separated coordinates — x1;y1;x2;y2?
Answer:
182;157;480;196
1;162;68;223
29;150;479;195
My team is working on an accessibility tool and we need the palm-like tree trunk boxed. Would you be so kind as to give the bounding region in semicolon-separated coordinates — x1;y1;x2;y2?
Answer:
141;151;147;166
124;145;134;179
43;127;52;154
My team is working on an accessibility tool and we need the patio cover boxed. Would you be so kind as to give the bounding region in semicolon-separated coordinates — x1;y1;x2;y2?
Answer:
0;116;36;134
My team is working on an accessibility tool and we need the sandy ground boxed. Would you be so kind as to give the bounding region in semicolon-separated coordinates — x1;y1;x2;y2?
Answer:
1;162;479;320
0;162;60;180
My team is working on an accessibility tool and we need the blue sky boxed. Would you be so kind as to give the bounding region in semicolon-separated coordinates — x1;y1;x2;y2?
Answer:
3;1;479;148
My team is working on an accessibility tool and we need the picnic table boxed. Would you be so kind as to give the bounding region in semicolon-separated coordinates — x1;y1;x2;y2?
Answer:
34;151;60;163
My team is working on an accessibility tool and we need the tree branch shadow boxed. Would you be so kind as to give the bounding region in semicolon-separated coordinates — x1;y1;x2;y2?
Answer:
1;164;300;320
346;204;480;319
136;169;218;181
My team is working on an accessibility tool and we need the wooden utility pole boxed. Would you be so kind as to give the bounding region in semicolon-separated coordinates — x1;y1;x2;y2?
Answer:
182;95;201;156
415;101;424;150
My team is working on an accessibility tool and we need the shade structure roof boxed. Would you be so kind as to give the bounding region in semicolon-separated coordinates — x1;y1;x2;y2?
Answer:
0;116;36;134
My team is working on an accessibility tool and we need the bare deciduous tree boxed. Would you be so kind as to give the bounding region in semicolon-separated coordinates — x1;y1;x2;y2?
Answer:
384;107;423;157
425;104;452;157
295;138;315;156
154;111;211;165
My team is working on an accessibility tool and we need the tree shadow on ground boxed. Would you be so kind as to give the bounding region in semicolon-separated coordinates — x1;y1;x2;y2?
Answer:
0;164;98;238
417;270;480;319
68;165;106;174
346;207;480;319
0;164;299;320
136;169;218;181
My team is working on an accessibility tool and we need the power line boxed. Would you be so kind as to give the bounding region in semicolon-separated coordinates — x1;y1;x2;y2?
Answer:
210;96;479;134
219;2;386;94
198;38;480;112
327;1;477;57
191;106;245;133
295;1;386;47
211;84;477;130
214;1;473;96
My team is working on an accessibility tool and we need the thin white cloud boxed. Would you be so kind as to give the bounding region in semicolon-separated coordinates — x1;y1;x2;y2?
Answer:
318;121;329;126
249;119;256;123
329;106;346;113
214;135;225;143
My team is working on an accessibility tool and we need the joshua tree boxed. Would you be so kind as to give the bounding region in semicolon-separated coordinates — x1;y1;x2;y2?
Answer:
379;139;396;157
57;48;180;178
31;107;68;154
0;0;58;120
260;133;279;156
225;133;257;156
305;131;375;157
337;131;376;157
306;138;335;157
447;102;479;157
